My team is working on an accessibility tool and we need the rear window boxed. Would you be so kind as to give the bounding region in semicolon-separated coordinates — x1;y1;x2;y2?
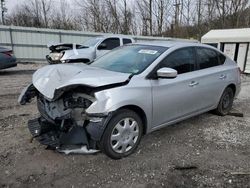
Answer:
218;52;226;64
196;47;222;69
123;38;132;45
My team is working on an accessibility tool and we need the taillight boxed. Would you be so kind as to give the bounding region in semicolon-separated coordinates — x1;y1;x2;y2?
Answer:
3;50;13;57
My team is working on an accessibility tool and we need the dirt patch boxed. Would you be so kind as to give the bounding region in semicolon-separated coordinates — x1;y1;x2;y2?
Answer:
0;64;250;188
204;118;250;146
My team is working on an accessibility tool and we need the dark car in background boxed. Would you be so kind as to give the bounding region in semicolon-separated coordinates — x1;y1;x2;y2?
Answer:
0;47;17;70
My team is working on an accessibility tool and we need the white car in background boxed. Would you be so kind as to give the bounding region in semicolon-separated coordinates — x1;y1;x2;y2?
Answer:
46;36;134;64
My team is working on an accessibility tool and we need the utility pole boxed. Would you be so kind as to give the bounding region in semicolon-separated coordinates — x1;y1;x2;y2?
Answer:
1;0;7;25
149;0;152;36
173;0;180;28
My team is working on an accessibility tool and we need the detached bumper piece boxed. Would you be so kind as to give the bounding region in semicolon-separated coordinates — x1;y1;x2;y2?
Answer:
28;117;99;154
18;84;37;105
28;118;59;147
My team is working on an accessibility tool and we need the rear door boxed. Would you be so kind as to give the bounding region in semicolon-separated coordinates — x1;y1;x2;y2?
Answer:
194;47;228;108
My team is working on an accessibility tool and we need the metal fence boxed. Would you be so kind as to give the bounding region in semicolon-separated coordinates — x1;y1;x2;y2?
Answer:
0;25;195;63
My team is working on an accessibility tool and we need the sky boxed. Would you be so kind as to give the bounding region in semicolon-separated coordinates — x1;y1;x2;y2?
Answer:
5;0;25;12
4;0;135;14
4;0;74;13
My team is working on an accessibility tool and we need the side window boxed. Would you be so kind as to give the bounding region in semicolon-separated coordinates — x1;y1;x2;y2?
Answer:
196;47;221;69
99;38;120;50
159;47;195;74
123;38;132;45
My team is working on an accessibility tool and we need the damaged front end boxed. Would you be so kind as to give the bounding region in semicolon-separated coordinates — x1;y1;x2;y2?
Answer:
19;85;112;154
46;43;90;64
46;43;81;64
19;64;131;154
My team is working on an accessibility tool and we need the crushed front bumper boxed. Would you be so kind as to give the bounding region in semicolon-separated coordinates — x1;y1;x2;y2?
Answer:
28;117;89;148
27;112;113;153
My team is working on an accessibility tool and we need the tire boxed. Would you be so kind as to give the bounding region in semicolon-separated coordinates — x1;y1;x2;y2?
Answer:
67;59;90;64
99;109;143;159
214;87;234;116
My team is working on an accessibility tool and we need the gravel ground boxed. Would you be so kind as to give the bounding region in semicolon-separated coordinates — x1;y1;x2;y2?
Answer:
0;64;250;188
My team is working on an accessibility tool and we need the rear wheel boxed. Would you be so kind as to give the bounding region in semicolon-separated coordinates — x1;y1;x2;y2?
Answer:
100;109;143;159
214;87;234;116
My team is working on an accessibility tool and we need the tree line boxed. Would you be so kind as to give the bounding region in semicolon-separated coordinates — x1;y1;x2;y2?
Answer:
3;0;250;39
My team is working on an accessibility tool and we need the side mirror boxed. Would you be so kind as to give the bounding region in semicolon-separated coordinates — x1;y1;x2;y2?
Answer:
97;43;107;50
157;68;177;78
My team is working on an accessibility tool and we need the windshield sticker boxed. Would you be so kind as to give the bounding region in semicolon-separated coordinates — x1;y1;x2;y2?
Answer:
138;49;158;55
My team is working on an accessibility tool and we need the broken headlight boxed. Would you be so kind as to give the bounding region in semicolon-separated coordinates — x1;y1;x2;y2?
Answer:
49;52;64;61
63;95;93;109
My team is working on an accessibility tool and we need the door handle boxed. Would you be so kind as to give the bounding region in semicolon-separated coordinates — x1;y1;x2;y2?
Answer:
189;81;199;87
219;74;227;79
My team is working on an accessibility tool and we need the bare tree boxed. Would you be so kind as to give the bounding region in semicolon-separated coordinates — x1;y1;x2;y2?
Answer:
105;0;120;33
181;0;193;25
136;0;153;35
77;0;108;32
215;0;230;28
231;0;249;27
5;0;250;39
153;0;166;35
41;0;51;27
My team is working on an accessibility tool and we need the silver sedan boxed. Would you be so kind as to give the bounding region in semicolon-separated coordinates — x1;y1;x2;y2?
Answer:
19;42;241;159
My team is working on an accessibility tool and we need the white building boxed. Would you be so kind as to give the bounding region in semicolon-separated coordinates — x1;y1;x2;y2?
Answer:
201;28;250;73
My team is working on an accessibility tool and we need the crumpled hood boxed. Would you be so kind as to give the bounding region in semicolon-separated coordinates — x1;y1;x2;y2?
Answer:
61;47;94;60
33;64;130;100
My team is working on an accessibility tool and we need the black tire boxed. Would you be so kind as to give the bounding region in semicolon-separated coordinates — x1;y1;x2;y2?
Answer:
67;59;90;64
214;87;234;116
99;109;143;159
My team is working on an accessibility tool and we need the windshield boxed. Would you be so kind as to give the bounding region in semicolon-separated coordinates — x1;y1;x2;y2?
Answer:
82;38;102;47
90;45;168;74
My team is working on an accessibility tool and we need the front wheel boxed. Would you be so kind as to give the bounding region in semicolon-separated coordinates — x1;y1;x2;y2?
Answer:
214;87;234;116
100;109;143;159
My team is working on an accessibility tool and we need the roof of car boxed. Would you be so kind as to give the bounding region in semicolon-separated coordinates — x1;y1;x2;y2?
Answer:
94;35;134;40
134;41;204;48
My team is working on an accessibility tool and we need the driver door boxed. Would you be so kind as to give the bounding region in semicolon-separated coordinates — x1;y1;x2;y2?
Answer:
151;47;202;127
96;38;120;58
